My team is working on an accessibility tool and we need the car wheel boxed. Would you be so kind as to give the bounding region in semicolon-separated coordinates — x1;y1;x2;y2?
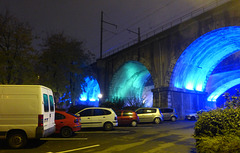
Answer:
154;118;161;124
104;122;113;131
131;121;137;127
61;127;73;138
191;116;196;121
7;132;27;149
171;116;177;122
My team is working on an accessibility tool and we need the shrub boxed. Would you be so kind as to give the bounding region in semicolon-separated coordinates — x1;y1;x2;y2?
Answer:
194;107;240;138
125;97;145;108
194;90;240;152
100;98;125;111
196;134;240;153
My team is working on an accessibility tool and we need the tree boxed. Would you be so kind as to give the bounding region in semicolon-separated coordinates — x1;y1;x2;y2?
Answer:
39;32;94;105
0;11;37;84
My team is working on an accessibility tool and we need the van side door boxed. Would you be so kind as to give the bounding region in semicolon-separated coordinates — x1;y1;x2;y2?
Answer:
43;93;55;135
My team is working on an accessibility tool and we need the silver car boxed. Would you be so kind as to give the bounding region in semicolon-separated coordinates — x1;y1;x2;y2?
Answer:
160;108;178;122
135;107;164;124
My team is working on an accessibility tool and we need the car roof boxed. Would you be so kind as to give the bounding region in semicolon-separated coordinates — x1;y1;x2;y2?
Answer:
79;107;113;112
136;107;159;109
82;107;111;109
160;108;174;109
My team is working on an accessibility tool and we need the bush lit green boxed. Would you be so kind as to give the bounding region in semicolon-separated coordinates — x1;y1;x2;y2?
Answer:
196;134;240;153
194;91;240;152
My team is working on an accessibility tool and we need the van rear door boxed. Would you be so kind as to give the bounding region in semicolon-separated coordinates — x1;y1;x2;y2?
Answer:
42;88;55;137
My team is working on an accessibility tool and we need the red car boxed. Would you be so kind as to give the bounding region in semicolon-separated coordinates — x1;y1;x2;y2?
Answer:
55;110;81;137
116;110;139;127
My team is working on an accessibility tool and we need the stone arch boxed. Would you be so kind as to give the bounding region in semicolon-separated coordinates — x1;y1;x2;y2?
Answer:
109;60;154;107
112;55;157;88
171;26;240;93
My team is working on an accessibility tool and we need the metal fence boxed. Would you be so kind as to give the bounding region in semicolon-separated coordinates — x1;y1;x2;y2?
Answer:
102;0;231;58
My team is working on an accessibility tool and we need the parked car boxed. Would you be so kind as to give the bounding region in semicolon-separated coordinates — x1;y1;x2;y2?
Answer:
116;110;139;127
185;109;208;120
135;107;164;124
75;107;118;131
160;108;178;122
55;110;81;137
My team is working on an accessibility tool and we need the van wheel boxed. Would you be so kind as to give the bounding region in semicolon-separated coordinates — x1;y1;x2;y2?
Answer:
61;127;73;138
171;117;177;122
154;118;161;124
131;121;137;127
7;132;27;149
104;122;113;131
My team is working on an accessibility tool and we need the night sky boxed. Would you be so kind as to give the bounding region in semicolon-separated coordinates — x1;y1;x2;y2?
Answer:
0;0;217;59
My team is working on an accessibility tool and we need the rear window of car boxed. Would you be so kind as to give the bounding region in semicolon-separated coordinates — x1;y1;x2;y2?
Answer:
161;108;173;113
144;109;156;113
94;109;105;116
123;111;133;116
136;109;156;114
136;109;144;114
103;109;111;115
55;113;65;120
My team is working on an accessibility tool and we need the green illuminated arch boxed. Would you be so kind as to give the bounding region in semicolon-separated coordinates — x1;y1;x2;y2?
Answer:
109;61;153;101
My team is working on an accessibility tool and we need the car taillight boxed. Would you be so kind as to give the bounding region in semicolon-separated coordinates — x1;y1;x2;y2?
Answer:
38;114;43;127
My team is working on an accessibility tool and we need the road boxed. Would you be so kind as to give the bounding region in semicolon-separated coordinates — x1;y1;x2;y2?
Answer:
0;120;196;153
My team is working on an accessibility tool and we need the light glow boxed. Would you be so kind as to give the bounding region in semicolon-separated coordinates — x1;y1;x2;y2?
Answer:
98;94;103;99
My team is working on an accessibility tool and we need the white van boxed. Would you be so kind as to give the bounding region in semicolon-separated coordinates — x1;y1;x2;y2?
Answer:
0;85;55;148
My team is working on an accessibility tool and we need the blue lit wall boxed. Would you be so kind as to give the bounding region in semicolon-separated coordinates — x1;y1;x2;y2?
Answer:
172;26;240;94
216;84;240;107
206;70;240;102
79;77;100;105
109;61;152;104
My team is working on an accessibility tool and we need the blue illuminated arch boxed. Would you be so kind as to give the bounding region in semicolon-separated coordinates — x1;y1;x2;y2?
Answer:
109;61;152;101
172;26;240;92
206;70;240;101
208;78;240;102
79;77;100;102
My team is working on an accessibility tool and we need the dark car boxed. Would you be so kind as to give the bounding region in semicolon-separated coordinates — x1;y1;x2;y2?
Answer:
55;110;81;137
116;110;139;127
185;109;208;120
160;108;178;121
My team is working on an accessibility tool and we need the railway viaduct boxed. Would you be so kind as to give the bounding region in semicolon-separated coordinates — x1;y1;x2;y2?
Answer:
92;0;240;118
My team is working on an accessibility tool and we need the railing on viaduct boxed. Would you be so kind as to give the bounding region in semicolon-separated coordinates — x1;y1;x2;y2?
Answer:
102;0;231;58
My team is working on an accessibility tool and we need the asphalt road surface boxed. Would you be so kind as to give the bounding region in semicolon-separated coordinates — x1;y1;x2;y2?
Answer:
0;120;196;153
